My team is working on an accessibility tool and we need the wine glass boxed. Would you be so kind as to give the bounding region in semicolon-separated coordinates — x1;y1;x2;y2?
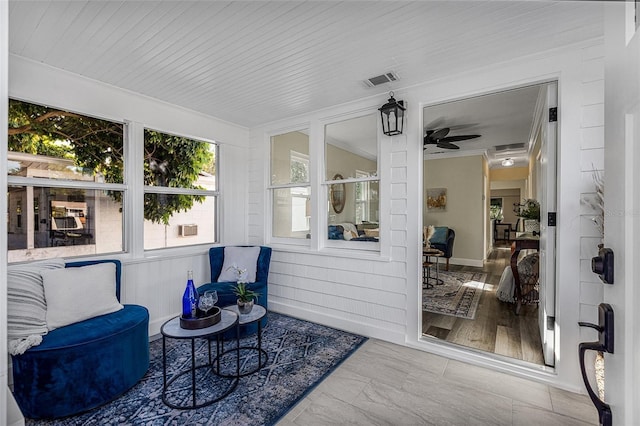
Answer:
198;291;215;316
205;290;218;308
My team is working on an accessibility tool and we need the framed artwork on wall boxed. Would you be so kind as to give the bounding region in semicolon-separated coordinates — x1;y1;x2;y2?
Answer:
330;174;345;213
426;188;447;211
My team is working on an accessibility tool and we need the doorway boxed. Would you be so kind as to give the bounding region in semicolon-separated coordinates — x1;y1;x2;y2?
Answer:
421;82;557;367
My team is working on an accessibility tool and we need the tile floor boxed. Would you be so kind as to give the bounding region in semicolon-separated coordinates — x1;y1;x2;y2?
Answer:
277;339;598;425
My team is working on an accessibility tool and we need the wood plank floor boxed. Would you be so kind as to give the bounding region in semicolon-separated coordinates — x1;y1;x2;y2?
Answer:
422;246;546;366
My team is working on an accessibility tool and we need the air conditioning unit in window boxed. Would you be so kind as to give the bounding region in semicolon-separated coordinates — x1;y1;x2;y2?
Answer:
179;224;198;237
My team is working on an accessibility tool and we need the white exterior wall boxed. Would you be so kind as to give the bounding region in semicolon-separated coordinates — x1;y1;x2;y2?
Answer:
249;40;606;392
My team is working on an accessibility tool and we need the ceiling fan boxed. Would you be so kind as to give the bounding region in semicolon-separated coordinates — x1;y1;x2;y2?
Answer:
423;128;481;150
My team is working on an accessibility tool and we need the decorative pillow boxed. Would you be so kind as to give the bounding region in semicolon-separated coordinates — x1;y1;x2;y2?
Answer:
339;222;358;236
328;225;344;240
217;246;261;283
364;228;379;237
518;253;539;281
429;226;449;245
496;266;515;303
41;263;123;331
424;225;435;242
7;258;66;355
343;230;353;241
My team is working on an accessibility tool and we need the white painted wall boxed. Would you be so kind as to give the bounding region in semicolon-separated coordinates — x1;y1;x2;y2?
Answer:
424;155;484;266
577;44;607;391
602;2;640;424
248;40;606;392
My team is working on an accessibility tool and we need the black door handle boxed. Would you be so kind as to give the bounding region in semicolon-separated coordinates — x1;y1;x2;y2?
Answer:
578;303;614;426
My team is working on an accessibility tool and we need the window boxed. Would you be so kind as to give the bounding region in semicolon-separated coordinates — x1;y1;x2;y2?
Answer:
270;131;310;240
324;113;379;246
7;99;125;262
143;129;218;250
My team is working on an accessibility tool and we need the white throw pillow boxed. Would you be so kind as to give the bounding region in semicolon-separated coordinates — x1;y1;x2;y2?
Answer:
42;263;124;331
7;258;66;355
217;246;261;283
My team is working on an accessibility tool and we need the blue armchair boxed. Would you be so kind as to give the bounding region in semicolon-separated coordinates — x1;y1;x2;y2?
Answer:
197;246;272;338
429;228;455;271
11;259;149;419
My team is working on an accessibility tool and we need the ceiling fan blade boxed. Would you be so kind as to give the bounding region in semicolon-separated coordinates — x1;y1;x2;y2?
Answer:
437;142;460;150
423;135;437;145
439;134;481;143
430;128;450;140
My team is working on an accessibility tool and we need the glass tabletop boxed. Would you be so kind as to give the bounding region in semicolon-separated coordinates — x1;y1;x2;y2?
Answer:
222;304;266;325
161;309;238;339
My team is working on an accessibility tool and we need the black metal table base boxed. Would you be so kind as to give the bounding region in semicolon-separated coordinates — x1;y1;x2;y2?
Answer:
214;320;268;377
162;324;240;410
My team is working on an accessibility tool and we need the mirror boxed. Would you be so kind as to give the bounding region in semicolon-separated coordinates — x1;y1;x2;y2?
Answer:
330;174;345;213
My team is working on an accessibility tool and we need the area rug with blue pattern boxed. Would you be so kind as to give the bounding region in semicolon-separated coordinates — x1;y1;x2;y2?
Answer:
423;270;488;319
27;312;367;426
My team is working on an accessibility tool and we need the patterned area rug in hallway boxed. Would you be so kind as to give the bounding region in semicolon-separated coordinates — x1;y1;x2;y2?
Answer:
423;270;488;319
27;312;367;426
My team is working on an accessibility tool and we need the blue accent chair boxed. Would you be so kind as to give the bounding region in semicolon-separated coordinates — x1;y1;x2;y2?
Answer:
197;246;272;338
429;228;455;271
11;259;149;419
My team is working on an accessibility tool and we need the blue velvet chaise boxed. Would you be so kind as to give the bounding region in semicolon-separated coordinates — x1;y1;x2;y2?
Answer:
197;246;272;338
11;259;150;419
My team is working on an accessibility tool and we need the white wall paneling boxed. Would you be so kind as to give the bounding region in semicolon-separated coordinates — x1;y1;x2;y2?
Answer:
249;39;606;393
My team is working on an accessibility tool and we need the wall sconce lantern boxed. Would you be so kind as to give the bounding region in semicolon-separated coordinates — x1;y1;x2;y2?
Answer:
379;91;406;136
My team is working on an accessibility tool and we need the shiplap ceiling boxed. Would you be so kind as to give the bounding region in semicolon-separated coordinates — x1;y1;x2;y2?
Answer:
9;1;603;128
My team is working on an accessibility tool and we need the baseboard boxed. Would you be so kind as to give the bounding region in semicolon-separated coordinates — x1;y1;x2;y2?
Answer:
268;301;405;345
450;257;484;268
6;387;25;426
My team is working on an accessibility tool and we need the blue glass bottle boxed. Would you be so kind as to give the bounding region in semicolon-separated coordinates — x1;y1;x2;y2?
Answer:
182;271;199;318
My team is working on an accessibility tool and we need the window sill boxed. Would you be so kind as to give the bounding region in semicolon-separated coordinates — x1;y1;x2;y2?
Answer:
269;242;390;262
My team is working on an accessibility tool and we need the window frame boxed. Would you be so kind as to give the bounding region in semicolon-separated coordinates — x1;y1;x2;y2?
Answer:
6;98;225;263
141;127;220;252
321;111;380;252
267;127;312;246
7;99;128;261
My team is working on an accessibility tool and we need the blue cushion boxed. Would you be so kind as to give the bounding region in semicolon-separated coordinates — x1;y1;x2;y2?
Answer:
328;225;344;240
204;246;271;339
430;226;449;245
12;305;149;419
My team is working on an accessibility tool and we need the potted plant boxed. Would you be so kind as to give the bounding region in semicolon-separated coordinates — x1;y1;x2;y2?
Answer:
226;264;259;314
514;199;541;233
233;282;259;314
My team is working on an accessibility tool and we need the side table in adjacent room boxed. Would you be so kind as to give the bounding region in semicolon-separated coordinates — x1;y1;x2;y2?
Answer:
160;309;239;409
423;247;445;287
221;304;268;377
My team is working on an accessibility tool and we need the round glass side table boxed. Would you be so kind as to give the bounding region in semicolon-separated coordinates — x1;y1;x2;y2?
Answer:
219;304;268;377
160;309;239;409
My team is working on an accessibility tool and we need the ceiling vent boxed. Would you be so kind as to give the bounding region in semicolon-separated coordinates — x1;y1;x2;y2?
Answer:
494;143;526;152
363;72;399;87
